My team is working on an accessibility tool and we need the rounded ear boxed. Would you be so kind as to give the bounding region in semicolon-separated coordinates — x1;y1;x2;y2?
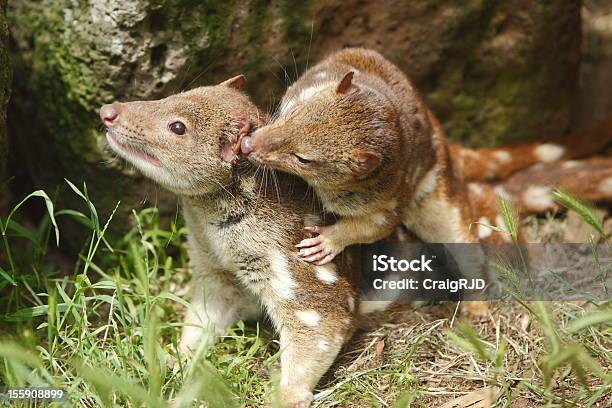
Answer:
220;74;246;90
351;148;382;180
336;71;355;94
236;111;251;137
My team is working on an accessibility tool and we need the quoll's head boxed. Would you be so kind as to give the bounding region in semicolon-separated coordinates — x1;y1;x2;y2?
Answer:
100;75;256;195
241;71;394;189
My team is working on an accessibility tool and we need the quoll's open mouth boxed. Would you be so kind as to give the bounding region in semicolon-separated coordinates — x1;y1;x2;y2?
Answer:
106;129;162;167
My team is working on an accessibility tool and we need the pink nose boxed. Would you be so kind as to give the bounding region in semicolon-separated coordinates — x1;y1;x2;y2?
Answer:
240;136;253;155
99;103;121;126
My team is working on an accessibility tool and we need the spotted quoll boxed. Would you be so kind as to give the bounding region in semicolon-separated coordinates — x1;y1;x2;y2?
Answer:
99;78;359;408
241;48;489;317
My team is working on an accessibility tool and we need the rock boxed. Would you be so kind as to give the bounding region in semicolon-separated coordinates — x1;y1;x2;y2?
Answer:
6;1;582;239
0;0;10;209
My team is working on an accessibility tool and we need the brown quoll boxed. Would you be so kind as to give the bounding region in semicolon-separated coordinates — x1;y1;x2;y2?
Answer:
100;77;359;408
241;48;488;316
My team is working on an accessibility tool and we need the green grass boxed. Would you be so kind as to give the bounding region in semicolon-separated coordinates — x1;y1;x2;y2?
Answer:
0;182;610;407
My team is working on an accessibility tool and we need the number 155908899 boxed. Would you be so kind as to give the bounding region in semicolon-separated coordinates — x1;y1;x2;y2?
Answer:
0;387;67;402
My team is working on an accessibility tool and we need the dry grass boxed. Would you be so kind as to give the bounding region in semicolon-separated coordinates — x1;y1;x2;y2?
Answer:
316;300;610;407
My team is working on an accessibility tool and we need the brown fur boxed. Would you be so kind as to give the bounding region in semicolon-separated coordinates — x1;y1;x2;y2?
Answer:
100;83;360;408
496;156;612;214
243;48;488;317
451;114;612;182
97;64;612;407
465;156;612;243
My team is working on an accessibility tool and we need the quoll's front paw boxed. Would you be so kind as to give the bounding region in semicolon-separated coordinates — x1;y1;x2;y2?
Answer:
179;326;203;353
280;388;313;408
296;226;343;265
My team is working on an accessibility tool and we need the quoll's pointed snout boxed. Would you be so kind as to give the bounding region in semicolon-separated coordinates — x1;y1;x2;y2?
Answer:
241;128;270;156
99;103;122;126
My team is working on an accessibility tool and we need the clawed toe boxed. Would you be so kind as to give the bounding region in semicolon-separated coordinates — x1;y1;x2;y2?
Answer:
296;236;323;249
298;245;323;257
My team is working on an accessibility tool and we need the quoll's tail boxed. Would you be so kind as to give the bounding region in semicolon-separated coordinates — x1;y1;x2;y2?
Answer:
451;115;612;182
497;156;612;213
467;157;612;243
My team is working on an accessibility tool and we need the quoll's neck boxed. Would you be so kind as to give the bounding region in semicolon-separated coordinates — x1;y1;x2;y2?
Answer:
180;164;254;221
181;158;319;225
316;180;389;217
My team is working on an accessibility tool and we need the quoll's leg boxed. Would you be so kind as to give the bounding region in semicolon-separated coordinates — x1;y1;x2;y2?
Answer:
404;169;489;319
180;261;260;352
275;307;355;408
298;209;398;265
261;257;357;407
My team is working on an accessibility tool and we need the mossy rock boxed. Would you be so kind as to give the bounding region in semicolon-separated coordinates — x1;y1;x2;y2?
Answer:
6;0;581;240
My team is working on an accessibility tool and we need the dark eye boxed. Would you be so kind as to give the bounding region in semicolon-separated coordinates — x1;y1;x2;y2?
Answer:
294;154;312;164
169;121;186;135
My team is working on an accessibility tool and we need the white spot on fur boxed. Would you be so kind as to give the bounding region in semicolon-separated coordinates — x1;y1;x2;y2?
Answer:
295;310;321;327
347;296;355;312
492;150;512;164
477;217;492;239
562;160;581;169
431;133;439;149
493;185;511;200
414;165;438;201
334;334;344;344
315;71;329;79
299;83;330;102
269;250;297;300
315;264;338;284
372;212;388;226
522;186;554;210
534;144;565;163
318;339;330;351
599;177;612;194
469;183;484;196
